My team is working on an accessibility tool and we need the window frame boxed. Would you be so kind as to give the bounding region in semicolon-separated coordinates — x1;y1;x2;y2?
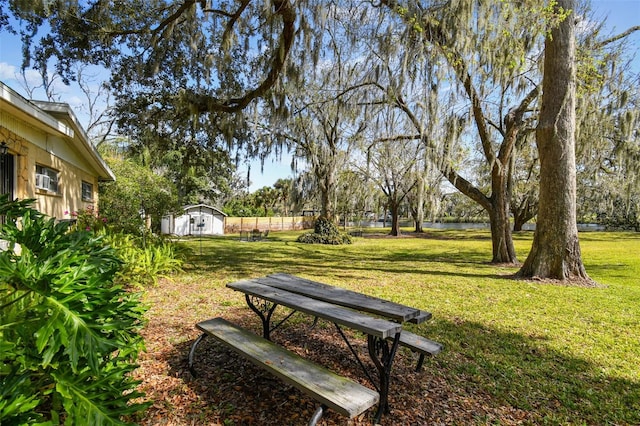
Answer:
81;180;94;201
35;164;60;193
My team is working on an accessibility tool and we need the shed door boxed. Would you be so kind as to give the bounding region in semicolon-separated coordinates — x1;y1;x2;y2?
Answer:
190;214;212;234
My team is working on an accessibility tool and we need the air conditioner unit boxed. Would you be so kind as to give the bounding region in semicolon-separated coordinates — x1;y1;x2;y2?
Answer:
35;174;51;190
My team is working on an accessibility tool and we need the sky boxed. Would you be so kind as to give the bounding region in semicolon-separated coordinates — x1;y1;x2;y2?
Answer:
1;1;638;192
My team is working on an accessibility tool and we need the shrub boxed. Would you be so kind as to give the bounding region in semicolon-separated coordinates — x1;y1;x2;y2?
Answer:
98;155;179;235
296;217;352;245
63;204;186;288
103;233;187;288
0;196;149;424
68;204;108;233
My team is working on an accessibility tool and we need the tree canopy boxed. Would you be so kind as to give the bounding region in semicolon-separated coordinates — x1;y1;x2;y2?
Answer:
1;1;299;111
3;0;639;280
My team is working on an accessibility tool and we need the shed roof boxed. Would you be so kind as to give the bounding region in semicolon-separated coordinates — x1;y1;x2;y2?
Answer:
182;204;227;216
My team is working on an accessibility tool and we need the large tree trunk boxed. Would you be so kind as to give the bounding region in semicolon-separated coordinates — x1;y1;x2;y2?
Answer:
412;176;425;233
489;175;517;263
389;199;401;236
517;0;591;282
413;211;424;233
318;168;337;221
446;168;517;264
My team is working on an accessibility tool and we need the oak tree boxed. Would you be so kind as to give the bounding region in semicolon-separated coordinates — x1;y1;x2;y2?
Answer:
516;0;590;282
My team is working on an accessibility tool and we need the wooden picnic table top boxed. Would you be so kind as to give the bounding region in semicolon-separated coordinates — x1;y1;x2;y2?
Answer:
226;279;402;339
254;273;430;323
225;274;441;424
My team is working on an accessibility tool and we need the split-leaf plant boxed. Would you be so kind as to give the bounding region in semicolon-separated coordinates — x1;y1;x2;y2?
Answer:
0;196;149;425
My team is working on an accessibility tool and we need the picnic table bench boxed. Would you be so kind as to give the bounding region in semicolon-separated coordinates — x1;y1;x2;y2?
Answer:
189;273;443;424
194;318;379;424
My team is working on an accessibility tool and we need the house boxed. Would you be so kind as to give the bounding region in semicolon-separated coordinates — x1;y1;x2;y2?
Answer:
161;204;227;236
0;81;115;220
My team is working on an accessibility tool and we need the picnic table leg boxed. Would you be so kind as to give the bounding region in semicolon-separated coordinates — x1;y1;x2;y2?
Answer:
308;405;327;426
188;332;207;377
245;294;278;340
416;353;426;372
368;332;401;424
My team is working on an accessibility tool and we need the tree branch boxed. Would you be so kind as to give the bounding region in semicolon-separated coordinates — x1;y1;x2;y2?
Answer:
150;0;198;45
499;85;541;161
221;0;251;50
190;0;296;113
595;25;640;48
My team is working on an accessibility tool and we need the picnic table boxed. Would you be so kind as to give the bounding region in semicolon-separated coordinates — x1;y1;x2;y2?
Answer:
239;229;269;242
189;273;443;424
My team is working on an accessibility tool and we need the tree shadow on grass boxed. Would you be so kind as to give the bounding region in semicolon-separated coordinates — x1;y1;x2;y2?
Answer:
183;239;502;282
365;229;494;241
583;262;636;282
141;313;639;426
424;318;640;425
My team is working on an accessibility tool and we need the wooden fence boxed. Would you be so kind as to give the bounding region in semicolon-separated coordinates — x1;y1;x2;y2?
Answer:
224;216;313;233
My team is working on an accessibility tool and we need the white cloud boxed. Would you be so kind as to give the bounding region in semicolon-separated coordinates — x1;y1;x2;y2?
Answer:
66;95;84;107
0;62;45;92
0;62;18;79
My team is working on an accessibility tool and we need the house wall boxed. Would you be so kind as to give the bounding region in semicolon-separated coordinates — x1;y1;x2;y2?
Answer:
0;120;99;220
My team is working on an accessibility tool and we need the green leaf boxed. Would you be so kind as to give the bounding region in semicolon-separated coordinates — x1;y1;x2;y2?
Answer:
1;196;148;423
0;368;49;425
53;363;149;426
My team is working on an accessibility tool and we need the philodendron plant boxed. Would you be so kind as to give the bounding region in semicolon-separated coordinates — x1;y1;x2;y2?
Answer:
0;196;149;425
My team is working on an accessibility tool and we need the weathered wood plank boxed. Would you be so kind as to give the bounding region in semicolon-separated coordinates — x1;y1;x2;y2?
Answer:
260;273;429;323
392;330;443;356
408;310;433;324
227;280;402;339
389;330;443;371
197;318;379;418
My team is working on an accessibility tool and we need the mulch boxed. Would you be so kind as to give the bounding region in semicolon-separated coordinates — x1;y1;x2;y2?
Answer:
128;278;535;426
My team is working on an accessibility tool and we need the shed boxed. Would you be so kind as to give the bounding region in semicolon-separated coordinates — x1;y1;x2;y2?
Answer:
162;204;227;236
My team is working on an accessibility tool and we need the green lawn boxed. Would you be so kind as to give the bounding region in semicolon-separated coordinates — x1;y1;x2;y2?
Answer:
152;229;639;425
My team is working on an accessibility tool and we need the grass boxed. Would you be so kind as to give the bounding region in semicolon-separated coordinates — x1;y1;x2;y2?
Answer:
153;229;640;425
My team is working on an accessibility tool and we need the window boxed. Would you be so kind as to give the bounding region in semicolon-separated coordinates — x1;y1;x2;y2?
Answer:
82;181;93;201
35;165;59;193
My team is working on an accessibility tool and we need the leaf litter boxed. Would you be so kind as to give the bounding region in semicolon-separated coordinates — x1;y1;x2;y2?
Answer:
126;278;536;425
